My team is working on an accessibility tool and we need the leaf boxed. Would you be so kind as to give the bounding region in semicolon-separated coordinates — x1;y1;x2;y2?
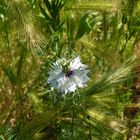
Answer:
43;0;52;13
28;93;43;113
130;26;140;30
16;107;59;140
75;12;101;39
27;0;36;5
7;134;16;140
0;135;5;140
39;4;53;22
75;13;91;39
1;66;17;85
16;46;28;83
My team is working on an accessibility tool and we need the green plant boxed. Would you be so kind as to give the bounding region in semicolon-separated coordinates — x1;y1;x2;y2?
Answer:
0;0;140;140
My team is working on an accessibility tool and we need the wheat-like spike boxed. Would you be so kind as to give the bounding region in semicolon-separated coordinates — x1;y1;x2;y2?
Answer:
5;0;46;55
66;0;122;12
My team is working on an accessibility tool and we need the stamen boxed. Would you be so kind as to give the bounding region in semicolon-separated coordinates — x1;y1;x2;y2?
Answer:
65;70;74;77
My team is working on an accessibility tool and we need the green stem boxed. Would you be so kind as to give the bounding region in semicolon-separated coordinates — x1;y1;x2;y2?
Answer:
54;34;60;57
4;21;13;62
103;12;108;42
71;106;75;136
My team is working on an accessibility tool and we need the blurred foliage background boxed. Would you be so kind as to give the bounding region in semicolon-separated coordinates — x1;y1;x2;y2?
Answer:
0;0;140;140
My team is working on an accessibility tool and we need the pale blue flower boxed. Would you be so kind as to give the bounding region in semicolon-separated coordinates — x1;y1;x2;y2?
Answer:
47;56;90;94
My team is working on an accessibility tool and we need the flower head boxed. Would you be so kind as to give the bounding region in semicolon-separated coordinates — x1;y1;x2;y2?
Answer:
47;56;90;94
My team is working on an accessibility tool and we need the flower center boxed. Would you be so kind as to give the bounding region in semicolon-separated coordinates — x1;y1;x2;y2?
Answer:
65;70;74;78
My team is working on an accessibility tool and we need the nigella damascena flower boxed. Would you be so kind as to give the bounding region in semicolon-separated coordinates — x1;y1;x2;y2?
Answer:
47;56;90;94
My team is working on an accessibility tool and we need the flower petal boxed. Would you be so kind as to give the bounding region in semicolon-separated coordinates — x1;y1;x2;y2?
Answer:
47;56;90;94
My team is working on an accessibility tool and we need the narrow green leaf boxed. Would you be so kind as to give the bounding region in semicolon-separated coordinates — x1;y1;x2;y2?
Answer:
39;4;53;22
75;13;91;39
1;66;17;84
43;0;52;13
16;46;28;83
17;108;59;140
